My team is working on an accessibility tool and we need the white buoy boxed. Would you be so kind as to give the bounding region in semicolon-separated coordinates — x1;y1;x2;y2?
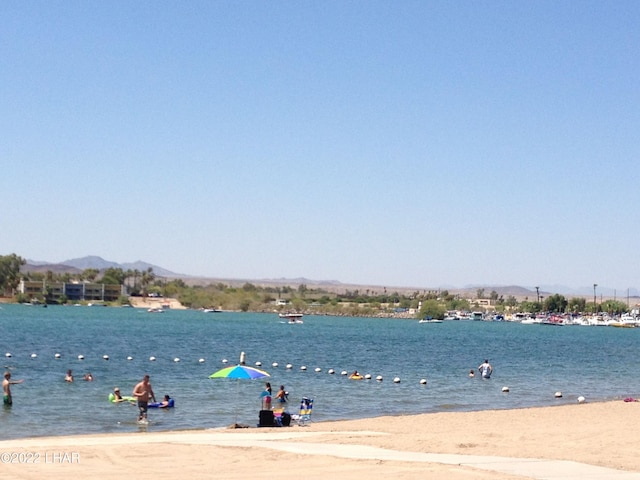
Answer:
420;379;427;385
555;391;562;398
578;396;586;403
55;353;61;359
173;357;180;362
286;364;293;369
199;358;205;364
272;362;278;367
328;369;335;374
376;375;383;382
364;374;372;380
5;353;11;358
502;386;510;392
255;361;262;366
78;355;84;360
300;365;307;371
149;356;156;361
31;353;37;358
314;367;321;372
393;377;401;383
222;358;228;364
103;355;109;360
239;351;246;365
127;356;133;361
341;370;348;376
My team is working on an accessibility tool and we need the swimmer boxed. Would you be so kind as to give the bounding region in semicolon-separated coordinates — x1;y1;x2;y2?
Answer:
3;371;24;406
478;359;493;379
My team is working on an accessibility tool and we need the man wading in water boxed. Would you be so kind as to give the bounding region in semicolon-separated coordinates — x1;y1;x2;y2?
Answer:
133;374;156;423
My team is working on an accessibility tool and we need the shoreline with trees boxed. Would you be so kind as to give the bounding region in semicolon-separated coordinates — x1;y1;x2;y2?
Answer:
1;253;635;319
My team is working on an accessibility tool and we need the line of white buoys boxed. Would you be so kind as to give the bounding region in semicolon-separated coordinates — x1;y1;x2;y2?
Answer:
502;386;509;392
555;391;562;398
5;352;455;388
578;396;586;403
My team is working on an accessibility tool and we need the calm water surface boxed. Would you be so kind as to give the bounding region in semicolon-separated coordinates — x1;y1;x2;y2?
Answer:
1;303;639;440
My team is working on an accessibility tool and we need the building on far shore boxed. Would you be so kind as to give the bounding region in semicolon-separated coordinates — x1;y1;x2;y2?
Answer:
18;280;124;302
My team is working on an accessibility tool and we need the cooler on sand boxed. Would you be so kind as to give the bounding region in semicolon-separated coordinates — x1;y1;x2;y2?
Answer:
258;409;274;427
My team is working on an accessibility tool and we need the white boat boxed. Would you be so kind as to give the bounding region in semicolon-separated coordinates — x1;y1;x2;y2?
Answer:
610;314;637;328
147;307;164;313
419;318;443;323
203;308;222;313
279;313;304;324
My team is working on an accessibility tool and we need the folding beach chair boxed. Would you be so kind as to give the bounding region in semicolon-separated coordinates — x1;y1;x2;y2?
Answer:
292;397;313;426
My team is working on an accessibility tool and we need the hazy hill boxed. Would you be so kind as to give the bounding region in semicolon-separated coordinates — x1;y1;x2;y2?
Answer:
24;256;182;278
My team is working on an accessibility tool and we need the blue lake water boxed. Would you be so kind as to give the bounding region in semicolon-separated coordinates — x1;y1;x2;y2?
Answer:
1;303;639;440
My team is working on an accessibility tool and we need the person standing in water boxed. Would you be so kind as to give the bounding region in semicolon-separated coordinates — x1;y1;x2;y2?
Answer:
3;371;24;406
133;374;156;422
478;359;493;379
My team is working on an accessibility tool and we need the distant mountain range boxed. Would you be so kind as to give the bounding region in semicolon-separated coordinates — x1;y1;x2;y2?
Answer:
22;256;638;299
25;256;182;278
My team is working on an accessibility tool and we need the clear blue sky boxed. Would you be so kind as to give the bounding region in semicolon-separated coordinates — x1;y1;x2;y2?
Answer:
2;2;639;293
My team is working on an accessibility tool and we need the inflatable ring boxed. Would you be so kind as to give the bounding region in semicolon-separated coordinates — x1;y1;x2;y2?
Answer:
108;393;136;403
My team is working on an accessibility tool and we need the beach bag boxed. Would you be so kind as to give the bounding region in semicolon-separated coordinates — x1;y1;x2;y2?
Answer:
259;409;274;427
281;412;291;427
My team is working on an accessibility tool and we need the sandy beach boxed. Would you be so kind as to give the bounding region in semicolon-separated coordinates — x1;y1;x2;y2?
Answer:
2;400;639;479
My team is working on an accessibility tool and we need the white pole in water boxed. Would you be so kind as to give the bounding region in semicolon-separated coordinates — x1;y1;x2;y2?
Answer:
240;351;246;365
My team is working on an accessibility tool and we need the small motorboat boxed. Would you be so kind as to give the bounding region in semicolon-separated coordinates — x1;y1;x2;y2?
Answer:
279;313;304;324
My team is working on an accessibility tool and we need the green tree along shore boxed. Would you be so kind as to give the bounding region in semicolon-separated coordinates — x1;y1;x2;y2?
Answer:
0;254;631;317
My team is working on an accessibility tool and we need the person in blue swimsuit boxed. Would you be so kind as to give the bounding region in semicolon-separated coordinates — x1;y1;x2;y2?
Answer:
275;385;288;404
